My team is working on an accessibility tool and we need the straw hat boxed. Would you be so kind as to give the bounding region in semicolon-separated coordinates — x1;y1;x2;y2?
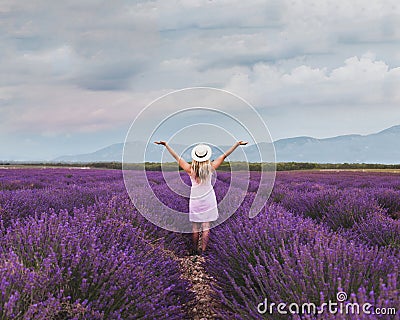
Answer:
191;144;212;162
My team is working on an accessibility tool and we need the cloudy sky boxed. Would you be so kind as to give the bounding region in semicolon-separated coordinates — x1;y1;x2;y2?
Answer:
1;0;400;160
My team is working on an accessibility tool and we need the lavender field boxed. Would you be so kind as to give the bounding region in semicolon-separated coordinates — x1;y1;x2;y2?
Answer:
0;168;399;319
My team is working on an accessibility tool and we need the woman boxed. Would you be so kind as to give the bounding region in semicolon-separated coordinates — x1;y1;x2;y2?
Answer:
154;140;248;255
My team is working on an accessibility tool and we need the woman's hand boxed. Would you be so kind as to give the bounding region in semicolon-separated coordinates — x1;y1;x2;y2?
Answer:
154;141;191;173
154;141;167;146
213;140;248;170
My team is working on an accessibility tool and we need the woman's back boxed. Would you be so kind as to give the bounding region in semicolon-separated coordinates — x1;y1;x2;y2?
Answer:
188;171;218;222
189;172;214;196
189;171;212;185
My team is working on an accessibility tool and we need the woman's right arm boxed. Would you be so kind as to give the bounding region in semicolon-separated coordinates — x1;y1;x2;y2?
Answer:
211;141;248;170
154;141;192;173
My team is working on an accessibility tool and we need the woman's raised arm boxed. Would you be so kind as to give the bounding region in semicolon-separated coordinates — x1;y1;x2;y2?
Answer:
211;141;248;170
154;141;192;173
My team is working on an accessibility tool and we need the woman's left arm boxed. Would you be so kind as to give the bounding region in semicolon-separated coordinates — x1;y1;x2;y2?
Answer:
212;141;248;170
154;141;191;173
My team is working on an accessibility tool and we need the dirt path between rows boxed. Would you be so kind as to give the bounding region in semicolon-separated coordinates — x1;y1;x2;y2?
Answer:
162;236;223;319
177;253;222;320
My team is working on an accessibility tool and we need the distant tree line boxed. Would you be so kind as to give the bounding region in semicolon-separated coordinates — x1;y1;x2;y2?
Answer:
1;161;400;171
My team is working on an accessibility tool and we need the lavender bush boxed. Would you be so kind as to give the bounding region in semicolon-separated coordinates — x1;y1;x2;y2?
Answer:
372;188;400;219
344;212;400;250
1;206;193;319
205;204;399;319
322;189;387;230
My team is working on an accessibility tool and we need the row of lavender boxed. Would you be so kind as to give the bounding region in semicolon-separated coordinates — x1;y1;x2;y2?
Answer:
206;171;400;319
0;168;193;319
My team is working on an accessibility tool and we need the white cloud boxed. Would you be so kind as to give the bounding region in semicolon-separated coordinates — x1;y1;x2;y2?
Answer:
224;53;400;107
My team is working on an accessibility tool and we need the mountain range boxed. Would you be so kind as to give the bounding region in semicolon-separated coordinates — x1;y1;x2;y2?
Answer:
54;125;400;164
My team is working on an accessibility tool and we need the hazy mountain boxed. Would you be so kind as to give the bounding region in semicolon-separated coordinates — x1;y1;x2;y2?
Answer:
274;125;400;164
54;125;400;164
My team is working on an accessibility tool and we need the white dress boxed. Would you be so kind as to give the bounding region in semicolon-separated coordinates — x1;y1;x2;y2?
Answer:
189;174;219;222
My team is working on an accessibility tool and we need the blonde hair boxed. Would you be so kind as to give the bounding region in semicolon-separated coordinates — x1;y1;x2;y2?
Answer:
191;159;213;183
